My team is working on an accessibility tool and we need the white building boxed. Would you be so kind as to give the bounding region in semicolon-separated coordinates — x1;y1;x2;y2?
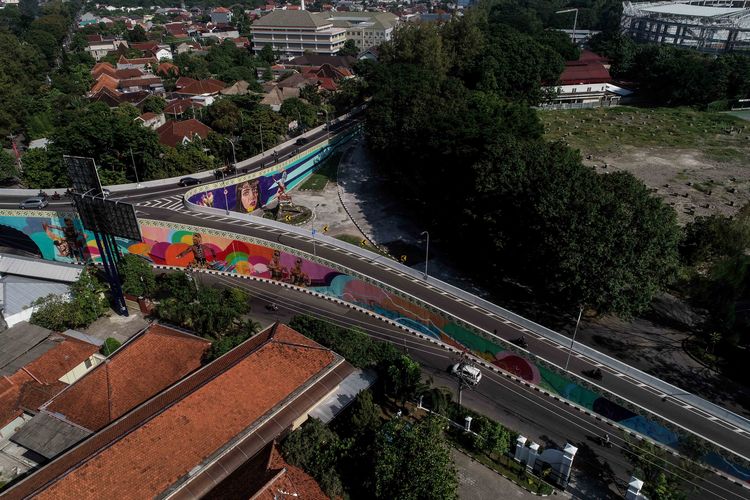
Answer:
86;38;129;61
622;0;750;53
250;10;348;56
329;11;399;51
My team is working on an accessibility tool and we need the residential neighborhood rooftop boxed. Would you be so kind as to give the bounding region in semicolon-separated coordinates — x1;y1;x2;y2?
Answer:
4;324;349;499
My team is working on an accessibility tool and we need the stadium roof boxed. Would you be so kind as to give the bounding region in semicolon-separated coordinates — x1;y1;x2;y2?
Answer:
640;3;747;18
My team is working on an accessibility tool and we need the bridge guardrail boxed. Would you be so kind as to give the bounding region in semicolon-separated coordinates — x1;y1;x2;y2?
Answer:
182;191;750;434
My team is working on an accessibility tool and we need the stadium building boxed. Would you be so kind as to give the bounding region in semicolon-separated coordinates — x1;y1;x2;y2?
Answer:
622;1;750;52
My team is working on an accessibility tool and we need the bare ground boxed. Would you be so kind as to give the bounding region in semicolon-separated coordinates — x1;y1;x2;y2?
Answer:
583;147;750;224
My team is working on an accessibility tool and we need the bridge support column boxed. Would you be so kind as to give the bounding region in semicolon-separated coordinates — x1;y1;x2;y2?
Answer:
558;443;577;487
527;442;540;471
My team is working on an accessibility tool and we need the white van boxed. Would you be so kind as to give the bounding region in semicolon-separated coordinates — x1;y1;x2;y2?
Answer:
451;363;482;385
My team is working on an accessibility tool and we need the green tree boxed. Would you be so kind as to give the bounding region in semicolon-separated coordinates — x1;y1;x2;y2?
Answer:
339;39;359;57
280;97;319;130
258;44;276;65
0;149;17;183
31;268;109;330
281;418;346;498
141;95;167;114
382;354;421;402
127;24;148;42
21;149;67;188
118;254;156;297
373;417;458;500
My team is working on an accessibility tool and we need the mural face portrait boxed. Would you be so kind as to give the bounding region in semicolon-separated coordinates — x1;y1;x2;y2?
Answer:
237;180;259;213
53;239;71;257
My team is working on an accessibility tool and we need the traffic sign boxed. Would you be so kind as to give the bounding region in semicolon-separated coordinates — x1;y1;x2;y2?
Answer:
400;255;407;263
322;224;329;233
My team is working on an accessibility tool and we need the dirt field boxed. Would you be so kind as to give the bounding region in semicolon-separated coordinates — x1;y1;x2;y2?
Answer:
540;106;750;224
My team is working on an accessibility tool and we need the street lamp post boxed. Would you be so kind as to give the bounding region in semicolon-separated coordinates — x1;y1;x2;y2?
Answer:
259;124;264;155
555;8;579;45
420;230;429;278
220;170;229;215
311;203;320;256
226;138;237;172
564;306;584;372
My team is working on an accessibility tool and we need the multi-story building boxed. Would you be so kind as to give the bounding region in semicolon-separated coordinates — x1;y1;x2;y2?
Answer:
622;0;750;53
251;10;347;56
329;11;399;51
85;36;129;61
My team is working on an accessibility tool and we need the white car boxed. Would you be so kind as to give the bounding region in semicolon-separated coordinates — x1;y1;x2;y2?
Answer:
18;197;48;209
451;363;482;385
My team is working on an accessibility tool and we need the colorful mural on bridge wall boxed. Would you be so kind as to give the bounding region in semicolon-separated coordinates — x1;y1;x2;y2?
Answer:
0;211;747;482
187;129;355;213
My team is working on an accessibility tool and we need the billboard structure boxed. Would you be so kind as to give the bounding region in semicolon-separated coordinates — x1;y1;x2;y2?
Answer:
66;156;141;316
63;156;104;196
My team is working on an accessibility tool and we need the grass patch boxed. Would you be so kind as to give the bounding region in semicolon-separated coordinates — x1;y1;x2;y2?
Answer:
299;151;343;191
539;106;750;163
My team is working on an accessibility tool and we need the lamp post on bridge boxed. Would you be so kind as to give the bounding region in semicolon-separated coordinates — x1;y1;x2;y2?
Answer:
420;230;429;279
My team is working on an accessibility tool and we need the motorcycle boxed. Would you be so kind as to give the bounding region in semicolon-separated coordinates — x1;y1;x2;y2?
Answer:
51;192;61;201
583;368;603;380
265;303;279;312
512;337;528;349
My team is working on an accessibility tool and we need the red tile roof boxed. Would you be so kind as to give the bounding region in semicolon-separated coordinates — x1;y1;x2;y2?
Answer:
177;78;226;95
42;324;209;432
204;442;327;500
557;50;612;86
157;61;179;76
175;76;198;89
0;334;99;429
90;62;116;78
156;118;213;147
213;6;231;13
113;68;144;79
118;76;163;89
32;324;336;499
118;55;158;66
164;98;204;115
90;74;119;93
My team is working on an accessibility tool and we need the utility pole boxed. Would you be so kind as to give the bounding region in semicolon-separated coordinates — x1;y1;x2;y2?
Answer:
311;203;320;256
259;124;264;155
129;148;140;187
564;306;584;372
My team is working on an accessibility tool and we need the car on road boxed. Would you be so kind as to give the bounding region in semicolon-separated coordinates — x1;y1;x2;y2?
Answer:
179;177;201;187
451;363;482;385
295;136;309;146
18;197;48;209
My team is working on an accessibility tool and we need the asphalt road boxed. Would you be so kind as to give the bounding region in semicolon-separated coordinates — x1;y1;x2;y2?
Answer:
1;120;749;497
197;272;748;500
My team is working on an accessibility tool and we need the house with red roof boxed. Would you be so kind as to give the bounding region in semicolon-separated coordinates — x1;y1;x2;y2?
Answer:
543;49;621;109
135;112;167;130
0;322;102;471
210;6;233;24
174;78;227;105
3;323;360;499
163;97;204;118
117;54;159;72
157;61;179;76
156;118;213;147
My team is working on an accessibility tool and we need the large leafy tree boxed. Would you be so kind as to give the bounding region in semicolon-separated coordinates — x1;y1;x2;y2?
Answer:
373;417;458;500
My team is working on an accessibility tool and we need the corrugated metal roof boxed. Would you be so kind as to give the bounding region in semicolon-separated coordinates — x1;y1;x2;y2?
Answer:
641;4;746;18
1;275;71;316
0;322;54;376
308;368;376;422
10;412;92;460
0;254;82;283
